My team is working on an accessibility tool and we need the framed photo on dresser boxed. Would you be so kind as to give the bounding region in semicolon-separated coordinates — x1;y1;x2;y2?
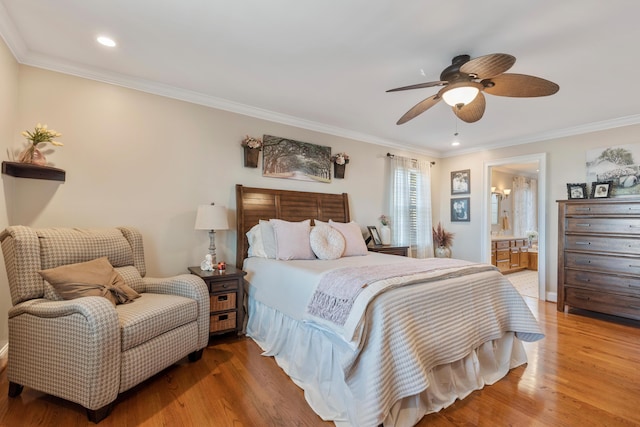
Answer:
591;181;613;198
567;183;587;199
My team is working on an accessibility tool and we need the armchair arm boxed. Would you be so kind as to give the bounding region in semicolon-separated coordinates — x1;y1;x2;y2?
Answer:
143;274;210;349
8;297;120;410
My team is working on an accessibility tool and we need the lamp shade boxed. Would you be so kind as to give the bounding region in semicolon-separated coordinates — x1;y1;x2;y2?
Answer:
442;85;479;107
503;188;511;196
195;204;229;230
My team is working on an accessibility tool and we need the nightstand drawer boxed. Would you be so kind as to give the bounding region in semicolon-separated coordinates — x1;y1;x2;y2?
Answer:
210;312;237;333
209;279;239;293
210;292;236;311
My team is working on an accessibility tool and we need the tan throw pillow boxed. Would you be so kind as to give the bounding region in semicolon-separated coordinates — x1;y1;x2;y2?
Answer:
39;257;141;306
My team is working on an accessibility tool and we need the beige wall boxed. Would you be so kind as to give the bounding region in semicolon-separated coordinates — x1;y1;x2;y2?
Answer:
438;124;640;299
2;35;640;346
0;54;436;344
0;35;19;352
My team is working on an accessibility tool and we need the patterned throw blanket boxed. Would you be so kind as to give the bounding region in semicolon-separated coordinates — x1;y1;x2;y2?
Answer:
306;258;498;328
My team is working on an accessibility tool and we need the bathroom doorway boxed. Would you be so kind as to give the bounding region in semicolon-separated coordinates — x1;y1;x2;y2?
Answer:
482;153;547;300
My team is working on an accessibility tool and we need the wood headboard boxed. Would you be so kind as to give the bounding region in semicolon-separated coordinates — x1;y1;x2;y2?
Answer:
235;184;350;268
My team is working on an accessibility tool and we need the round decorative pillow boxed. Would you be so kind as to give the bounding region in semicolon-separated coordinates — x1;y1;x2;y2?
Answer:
310;225;346;260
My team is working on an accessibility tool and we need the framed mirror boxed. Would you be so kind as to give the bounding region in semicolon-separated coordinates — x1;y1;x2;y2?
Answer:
491;193;500;225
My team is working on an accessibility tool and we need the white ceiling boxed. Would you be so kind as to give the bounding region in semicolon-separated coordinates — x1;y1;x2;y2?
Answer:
1;0;639;157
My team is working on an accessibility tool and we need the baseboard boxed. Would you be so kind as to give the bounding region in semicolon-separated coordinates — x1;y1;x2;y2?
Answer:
546;292;557;303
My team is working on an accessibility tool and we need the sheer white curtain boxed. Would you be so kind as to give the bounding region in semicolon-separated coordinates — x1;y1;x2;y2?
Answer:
388;155;433;258
512;176;537;237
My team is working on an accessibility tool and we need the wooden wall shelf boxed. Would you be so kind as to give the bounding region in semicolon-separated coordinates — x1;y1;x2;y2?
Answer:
1;161;66;182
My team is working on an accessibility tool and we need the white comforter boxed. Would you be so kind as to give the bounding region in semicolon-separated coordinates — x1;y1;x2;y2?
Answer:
244;253;543;427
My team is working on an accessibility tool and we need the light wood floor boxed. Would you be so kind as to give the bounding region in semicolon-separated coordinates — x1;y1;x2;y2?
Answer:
1;298;639;426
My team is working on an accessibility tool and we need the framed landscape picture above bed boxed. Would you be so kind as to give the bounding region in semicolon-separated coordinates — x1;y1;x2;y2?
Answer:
262;135;332;183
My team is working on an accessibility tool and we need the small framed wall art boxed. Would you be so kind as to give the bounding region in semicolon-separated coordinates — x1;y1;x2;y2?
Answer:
567;183;588;199
451;169;470;195
451;197;470;222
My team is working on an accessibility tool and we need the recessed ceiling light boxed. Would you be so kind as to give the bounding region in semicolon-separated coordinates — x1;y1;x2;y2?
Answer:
97;36;116;47
451;141;460;146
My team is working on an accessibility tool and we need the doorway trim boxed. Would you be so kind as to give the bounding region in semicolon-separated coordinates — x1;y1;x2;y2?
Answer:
482;153;547;300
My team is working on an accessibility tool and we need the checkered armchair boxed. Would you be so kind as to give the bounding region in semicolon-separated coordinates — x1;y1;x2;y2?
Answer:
0;226;210;423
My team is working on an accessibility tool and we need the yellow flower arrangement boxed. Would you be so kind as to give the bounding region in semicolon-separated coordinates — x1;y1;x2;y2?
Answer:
22;123;63;147
18;123;63;165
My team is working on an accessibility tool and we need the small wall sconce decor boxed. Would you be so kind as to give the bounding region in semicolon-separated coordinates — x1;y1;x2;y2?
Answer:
241;135;263;168
503;188;511;197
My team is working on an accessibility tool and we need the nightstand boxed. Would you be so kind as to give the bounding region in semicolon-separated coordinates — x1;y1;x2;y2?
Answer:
368;245;409;257
188;265;246;337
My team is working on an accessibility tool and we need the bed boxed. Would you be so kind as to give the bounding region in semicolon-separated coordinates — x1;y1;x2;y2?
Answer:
235;184;543;427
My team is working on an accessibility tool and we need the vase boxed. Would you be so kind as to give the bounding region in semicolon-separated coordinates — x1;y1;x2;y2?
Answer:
380;225;391;245
244;147;260;168
435;245;451;258
18;146;47;166
334;163;346;179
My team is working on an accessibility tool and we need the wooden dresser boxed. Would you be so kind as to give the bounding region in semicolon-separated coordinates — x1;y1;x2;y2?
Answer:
557;198;640;321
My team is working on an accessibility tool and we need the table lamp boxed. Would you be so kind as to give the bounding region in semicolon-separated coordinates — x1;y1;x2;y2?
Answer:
195;203;229;268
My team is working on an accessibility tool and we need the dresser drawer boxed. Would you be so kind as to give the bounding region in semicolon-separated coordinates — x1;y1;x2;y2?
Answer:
496;241;510;249
566;217;640;235
210;292;236;312
566;202;640;216
496;249;510;261
565;252;640;275
210;312;237;333
565;235;640;253
209;279;239;293
496;260;510;272
564;269;640;297
565;287;640;320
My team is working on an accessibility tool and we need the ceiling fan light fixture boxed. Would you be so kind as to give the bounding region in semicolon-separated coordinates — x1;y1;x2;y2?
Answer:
442;85;479;107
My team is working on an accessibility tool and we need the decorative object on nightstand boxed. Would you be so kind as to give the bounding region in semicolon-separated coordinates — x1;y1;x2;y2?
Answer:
188;265;246;337
195;203;229;267
378;214;391;245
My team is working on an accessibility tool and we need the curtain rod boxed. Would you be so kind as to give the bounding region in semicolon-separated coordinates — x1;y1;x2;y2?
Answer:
386;152;436;166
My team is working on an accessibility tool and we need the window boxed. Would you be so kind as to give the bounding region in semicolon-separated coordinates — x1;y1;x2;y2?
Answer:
388;156;433;258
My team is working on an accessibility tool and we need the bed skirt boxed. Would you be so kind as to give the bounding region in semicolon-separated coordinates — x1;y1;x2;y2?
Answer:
246;294;529;427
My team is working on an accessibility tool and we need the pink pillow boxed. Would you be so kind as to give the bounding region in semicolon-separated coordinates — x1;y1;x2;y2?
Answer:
270;219;316;260
328;220;368;256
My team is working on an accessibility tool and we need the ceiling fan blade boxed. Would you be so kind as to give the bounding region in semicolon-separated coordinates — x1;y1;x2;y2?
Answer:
484;73;560;97
386;80;447;92
396;94;441;124
460;53;515;79
452;92;486;123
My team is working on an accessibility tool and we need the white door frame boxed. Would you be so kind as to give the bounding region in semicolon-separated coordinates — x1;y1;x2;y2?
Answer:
482;153;547;300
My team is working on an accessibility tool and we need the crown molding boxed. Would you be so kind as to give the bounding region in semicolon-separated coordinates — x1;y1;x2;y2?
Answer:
440;114;640;158
5;10;633;161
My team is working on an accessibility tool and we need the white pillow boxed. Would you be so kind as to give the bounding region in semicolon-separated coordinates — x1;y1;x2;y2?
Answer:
328;220;369;257
246;224;267;258
270;219;316;260
310;224;345;260
259;219;277;259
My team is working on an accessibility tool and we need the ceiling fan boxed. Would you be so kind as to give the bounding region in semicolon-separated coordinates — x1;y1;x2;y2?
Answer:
387;53;559;125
